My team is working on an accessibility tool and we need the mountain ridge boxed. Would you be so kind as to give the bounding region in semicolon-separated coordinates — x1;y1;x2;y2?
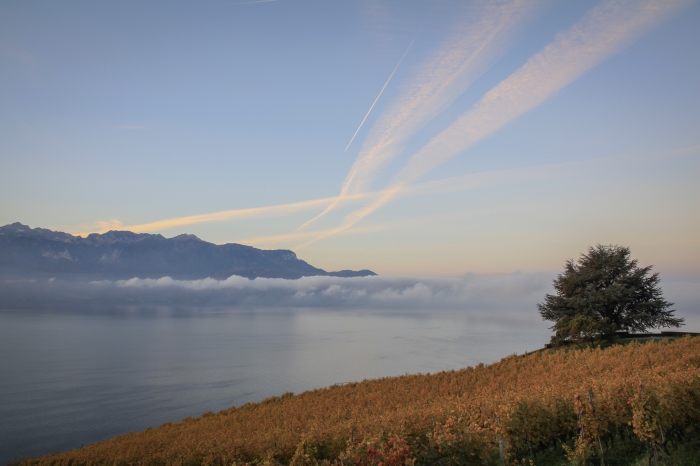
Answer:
0;223;376;280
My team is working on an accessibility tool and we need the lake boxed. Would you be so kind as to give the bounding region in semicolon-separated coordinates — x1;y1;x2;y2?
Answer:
0;305;549;464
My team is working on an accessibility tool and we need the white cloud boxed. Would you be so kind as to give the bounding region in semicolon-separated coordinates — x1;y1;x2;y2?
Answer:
393;0;692;186
298;0;692;248
101;272;554;312
296;0;541;232
3;272;698;330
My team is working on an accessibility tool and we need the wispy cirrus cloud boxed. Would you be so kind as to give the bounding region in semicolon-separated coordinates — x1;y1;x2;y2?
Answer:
393;0;693;187
295;0;541;232
71;159;577;238
296;0;693;249
73;195;350;236
69;141;699;241
238;223;394;248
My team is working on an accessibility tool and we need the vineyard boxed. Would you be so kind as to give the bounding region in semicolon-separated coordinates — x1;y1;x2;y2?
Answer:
15;337;700;466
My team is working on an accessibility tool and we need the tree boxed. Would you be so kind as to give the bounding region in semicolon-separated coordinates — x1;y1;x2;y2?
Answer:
538;245;683;345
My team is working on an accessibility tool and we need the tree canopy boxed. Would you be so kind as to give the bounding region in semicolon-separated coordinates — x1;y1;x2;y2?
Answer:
538;245;682;344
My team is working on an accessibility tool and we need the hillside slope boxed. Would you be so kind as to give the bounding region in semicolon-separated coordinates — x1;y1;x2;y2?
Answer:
18;337;700;465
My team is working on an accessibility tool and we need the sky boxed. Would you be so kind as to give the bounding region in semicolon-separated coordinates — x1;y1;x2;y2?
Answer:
1;0;699;280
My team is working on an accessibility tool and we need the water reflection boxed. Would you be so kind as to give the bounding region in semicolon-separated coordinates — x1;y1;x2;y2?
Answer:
0;306;549;464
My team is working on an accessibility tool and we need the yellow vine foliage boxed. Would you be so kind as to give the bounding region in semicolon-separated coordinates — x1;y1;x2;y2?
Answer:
18;337;700;465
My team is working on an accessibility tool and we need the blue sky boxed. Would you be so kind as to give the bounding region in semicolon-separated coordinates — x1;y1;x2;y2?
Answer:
1;0;699;277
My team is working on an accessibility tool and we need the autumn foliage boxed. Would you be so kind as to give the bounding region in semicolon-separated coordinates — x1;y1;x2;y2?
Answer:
17;337;700;465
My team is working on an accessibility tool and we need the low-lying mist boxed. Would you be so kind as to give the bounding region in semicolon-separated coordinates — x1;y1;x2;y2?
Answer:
0;272;550;311
1;272;698;329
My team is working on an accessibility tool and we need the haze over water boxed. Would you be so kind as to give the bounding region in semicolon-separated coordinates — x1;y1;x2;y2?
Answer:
2;266;700;463
2;1;700;464
0;305;549;464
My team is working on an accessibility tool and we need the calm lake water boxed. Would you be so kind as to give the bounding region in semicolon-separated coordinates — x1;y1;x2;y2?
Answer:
0;306;549;464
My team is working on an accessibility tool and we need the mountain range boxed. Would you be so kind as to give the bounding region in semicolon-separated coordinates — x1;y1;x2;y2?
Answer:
0;223;376;280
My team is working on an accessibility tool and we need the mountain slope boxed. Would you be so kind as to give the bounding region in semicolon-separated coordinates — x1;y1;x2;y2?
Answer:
0;223;376;280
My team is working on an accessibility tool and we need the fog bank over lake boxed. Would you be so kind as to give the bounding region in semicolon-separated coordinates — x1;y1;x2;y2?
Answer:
1;272;698;464
2;271;698;324
3;272;554;312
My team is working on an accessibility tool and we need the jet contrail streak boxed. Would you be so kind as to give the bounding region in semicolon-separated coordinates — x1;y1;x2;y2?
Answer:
294;0;692;250
71;144;698;241
345;36;417;152
73;162;563;238
294;0;540;233
74;196;347;236
238;223;392;247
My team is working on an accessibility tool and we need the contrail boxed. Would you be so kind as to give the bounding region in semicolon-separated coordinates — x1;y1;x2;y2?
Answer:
339;0;540;196
294;0;540;233
74;196;349;236
294;0;692;250
345;36;417;152
72;143;699;241
238;223;392;247
393;0;693;187
74;162;562;238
